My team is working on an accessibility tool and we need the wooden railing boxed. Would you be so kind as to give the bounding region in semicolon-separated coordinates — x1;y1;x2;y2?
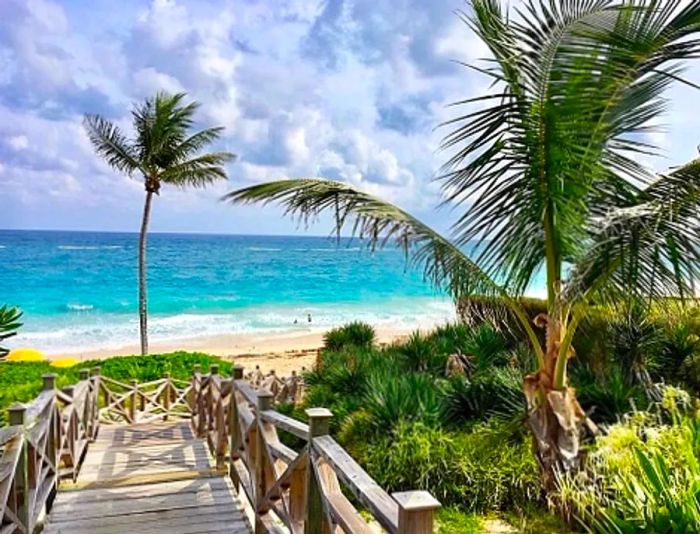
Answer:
0;369;100;534
192;365;441;534
1;364;440;533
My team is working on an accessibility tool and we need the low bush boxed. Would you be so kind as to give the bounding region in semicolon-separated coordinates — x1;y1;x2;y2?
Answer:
363;420;541;511
322;321;375;351
555;386;700;532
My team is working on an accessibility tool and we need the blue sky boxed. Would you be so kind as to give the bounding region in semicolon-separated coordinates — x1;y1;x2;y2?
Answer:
1;0;699;236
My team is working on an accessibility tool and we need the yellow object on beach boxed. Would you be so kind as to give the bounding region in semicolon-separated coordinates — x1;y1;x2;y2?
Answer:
51;357;80;368
6;347;47;362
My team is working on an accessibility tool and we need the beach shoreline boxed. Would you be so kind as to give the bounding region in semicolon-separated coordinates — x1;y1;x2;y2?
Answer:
44;325;422;375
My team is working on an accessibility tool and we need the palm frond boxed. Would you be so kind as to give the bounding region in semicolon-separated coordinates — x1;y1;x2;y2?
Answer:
224;179;506;301
441;0;700;297
565;157;700;306
83;115;140;174
160;152;235;187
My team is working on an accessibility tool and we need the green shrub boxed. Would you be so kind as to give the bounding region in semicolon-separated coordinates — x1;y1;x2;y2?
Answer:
323;321;375;351
398;331;445;374
363;372;444;431
573;365;648;425
556;387;700;532
609;304;663;390
463;324;511;373
363;420;540;511
444;368;525;424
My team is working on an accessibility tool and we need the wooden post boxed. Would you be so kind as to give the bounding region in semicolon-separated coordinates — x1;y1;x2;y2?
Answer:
42;374;59;499
42;373;56;392
163;372;171;421
129;379;138;423
305;407;333;534
9;404;30;533
79;369;89;381
90;367;101;440
210;364;219;375
254;389;274;534
229;365;244;487
191;364;201;421
393;491;441;534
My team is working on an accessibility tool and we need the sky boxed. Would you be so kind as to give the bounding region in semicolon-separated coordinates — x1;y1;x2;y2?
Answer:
1;0;699;236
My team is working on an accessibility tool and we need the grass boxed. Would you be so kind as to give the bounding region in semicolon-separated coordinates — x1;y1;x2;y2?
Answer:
0;351;229;425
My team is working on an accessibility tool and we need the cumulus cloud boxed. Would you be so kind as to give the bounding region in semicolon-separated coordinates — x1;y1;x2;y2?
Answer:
2;0;697;234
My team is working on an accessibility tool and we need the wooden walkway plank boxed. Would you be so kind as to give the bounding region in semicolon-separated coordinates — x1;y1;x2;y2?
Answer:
45;421;251;534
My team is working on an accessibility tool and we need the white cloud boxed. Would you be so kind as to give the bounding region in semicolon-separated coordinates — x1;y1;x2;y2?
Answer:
7;135;28;150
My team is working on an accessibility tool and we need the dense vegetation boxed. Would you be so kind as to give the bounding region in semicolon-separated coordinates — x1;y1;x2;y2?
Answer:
0;352;229;426
289;309;700;532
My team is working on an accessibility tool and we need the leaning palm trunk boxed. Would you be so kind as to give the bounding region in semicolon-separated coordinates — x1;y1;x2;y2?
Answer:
138;190;154;356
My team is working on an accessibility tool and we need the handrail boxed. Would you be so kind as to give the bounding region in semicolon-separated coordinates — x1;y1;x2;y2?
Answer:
1;363;440;534
0;369;101;533
192;364;441;534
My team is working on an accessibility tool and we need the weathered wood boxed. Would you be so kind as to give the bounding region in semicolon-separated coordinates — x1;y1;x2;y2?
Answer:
393;491;440;534
305;408;332;534
255;390;274;534
235;379;258;406
1;371;438;534
45;419;250;533
312;434;399;533
261;410;310;440
8;404;29;533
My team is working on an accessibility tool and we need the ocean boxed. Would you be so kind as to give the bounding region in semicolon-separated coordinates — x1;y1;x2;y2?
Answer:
0;229;457;354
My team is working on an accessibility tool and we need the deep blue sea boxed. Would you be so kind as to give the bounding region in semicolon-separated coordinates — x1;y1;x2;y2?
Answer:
0;230;456;354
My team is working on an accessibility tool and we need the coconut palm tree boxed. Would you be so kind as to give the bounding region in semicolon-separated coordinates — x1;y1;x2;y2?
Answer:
224;0;700;485
84;92;235;355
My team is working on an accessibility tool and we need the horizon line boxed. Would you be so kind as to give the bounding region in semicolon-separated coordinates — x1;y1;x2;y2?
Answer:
0;227;357;239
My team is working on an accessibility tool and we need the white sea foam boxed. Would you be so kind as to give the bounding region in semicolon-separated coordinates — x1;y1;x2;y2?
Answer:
15;297;456;355
246;247;282;252
58;245;123;251
0;245;6;249
66;303;94;311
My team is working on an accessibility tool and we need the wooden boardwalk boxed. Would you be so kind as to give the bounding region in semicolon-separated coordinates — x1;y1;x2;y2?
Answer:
44;421;250;534
1;368;439;534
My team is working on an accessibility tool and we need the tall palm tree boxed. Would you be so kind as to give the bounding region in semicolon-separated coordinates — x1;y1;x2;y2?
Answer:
224;0;700;485
84;92;235;356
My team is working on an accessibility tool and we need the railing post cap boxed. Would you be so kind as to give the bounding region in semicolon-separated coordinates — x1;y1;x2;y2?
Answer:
257;388;274;399
79;368;90;378
392;491;441;511
305;407;333;419
42;373;57;390
130;378;138;384
91;366;101;376
210;364;219;374
8;403;27;424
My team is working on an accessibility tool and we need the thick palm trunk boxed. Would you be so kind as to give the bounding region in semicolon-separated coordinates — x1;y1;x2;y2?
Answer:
523;317;586;490
138;191;154;356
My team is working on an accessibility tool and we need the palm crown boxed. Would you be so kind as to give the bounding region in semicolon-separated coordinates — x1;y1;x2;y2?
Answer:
84;92;234;193
224;0;700;478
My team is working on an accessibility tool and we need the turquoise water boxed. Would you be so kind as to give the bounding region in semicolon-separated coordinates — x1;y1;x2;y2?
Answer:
0;230;456;353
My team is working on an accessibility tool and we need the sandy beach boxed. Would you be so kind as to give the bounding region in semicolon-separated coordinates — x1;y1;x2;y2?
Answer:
46;325;418;376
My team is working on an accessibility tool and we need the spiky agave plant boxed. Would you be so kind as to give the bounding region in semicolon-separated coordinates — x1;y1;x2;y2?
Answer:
224;0;700;486
0;305;22;358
